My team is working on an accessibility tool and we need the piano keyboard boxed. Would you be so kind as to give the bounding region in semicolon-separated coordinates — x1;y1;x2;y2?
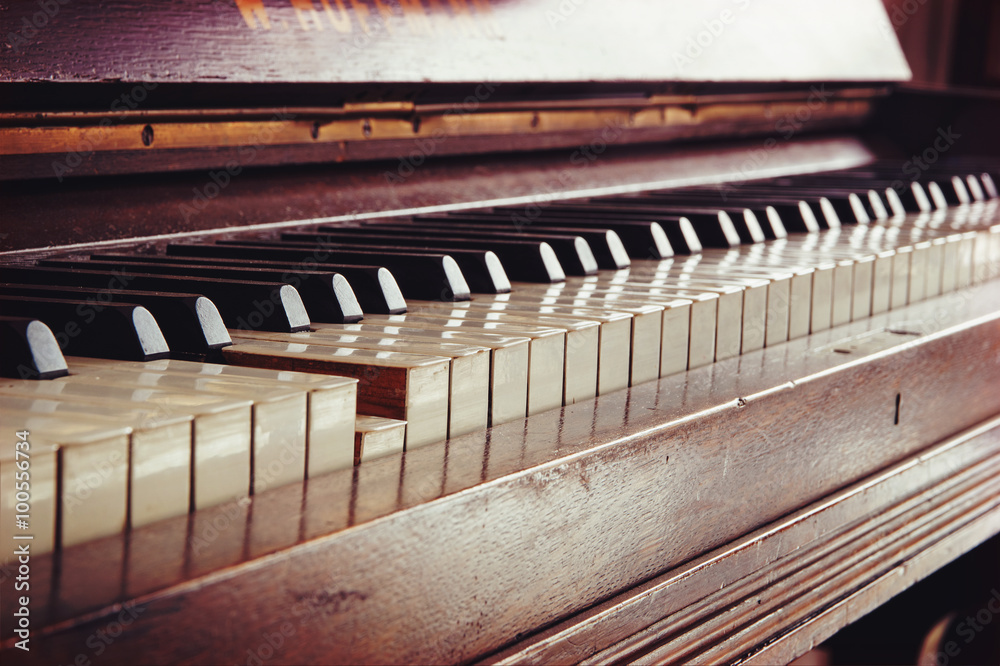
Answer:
2;163;1000;560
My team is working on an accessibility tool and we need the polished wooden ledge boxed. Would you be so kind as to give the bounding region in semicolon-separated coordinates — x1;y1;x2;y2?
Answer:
3;280;1000;665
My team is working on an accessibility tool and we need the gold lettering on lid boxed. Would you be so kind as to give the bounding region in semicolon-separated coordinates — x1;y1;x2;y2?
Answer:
235;0;272;29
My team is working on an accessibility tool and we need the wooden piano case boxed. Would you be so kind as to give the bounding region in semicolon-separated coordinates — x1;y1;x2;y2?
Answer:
2;1;1000;663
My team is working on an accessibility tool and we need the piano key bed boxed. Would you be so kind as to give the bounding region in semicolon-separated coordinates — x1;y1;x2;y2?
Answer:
3;164;1000;663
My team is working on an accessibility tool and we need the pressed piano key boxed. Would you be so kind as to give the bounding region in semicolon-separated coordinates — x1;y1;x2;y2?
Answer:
105;254;408;315
354;415;406;465
0;316;68;379
0;399;192;529
0;295;170;361
0;374;253;511
396;304;601;405
400;217;632;270
57;258;364;324
63;365;307;496
312;322;529;426
221;341;450;448
4;413;130;548
482;207;675;259
363;313;565;415
170;242;472;301
66;357;359;477
233;330;490;440
0;283;231;356
0;265;310;333
281;230;561;284
0;436;57;562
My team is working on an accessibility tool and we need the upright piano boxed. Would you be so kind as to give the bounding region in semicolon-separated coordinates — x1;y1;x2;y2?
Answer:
2;1;1000;663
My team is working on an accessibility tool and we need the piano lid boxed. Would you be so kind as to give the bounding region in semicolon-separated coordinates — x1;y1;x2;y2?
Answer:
0;0;911;85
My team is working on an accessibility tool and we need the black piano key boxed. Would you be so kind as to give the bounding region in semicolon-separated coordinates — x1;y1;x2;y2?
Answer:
547;202;737;249
264;232;555;285
0;316;69;380
46;257;363;324
169;243;473;301
707;186;869;224
0;264;309;333
310;225;593;277
404;216;631;270
481;208;675;259
92;254;407;315
0;296;170;362
655;218;703;254
239;236;513;292
622;199;767;243
0;283;231;357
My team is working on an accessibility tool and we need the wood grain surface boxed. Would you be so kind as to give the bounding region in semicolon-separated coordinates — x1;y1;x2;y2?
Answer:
0;1;909;84
2;278;999;665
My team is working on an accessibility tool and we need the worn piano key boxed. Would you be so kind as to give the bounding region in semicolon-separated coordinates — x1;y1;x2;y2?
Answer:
0;284;231;356
64;365;307;495
0;295;170;361
0;435;56;561
306;225;598;276
234;330;489;439
397;303;602;404
363;313;566;415
354;415;406;465
2;412;130;548
477;293;664;384
170;242;472;301
430;300;633;396
106;254;408;314
312;322;529;426
604;262;789;348
222;341;450;448
67;357;359;477
0;316;68;379
399;218;632;270
0;375;253;511
50;258;364;324
0;265;310;333
552;272;766;354
281;230;561;285
0;399;191;529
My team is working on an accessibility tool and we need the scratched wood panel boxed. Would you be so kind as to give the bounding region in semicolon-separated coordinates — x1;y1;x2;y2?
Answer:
1;280;999;665
0;0;910;84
